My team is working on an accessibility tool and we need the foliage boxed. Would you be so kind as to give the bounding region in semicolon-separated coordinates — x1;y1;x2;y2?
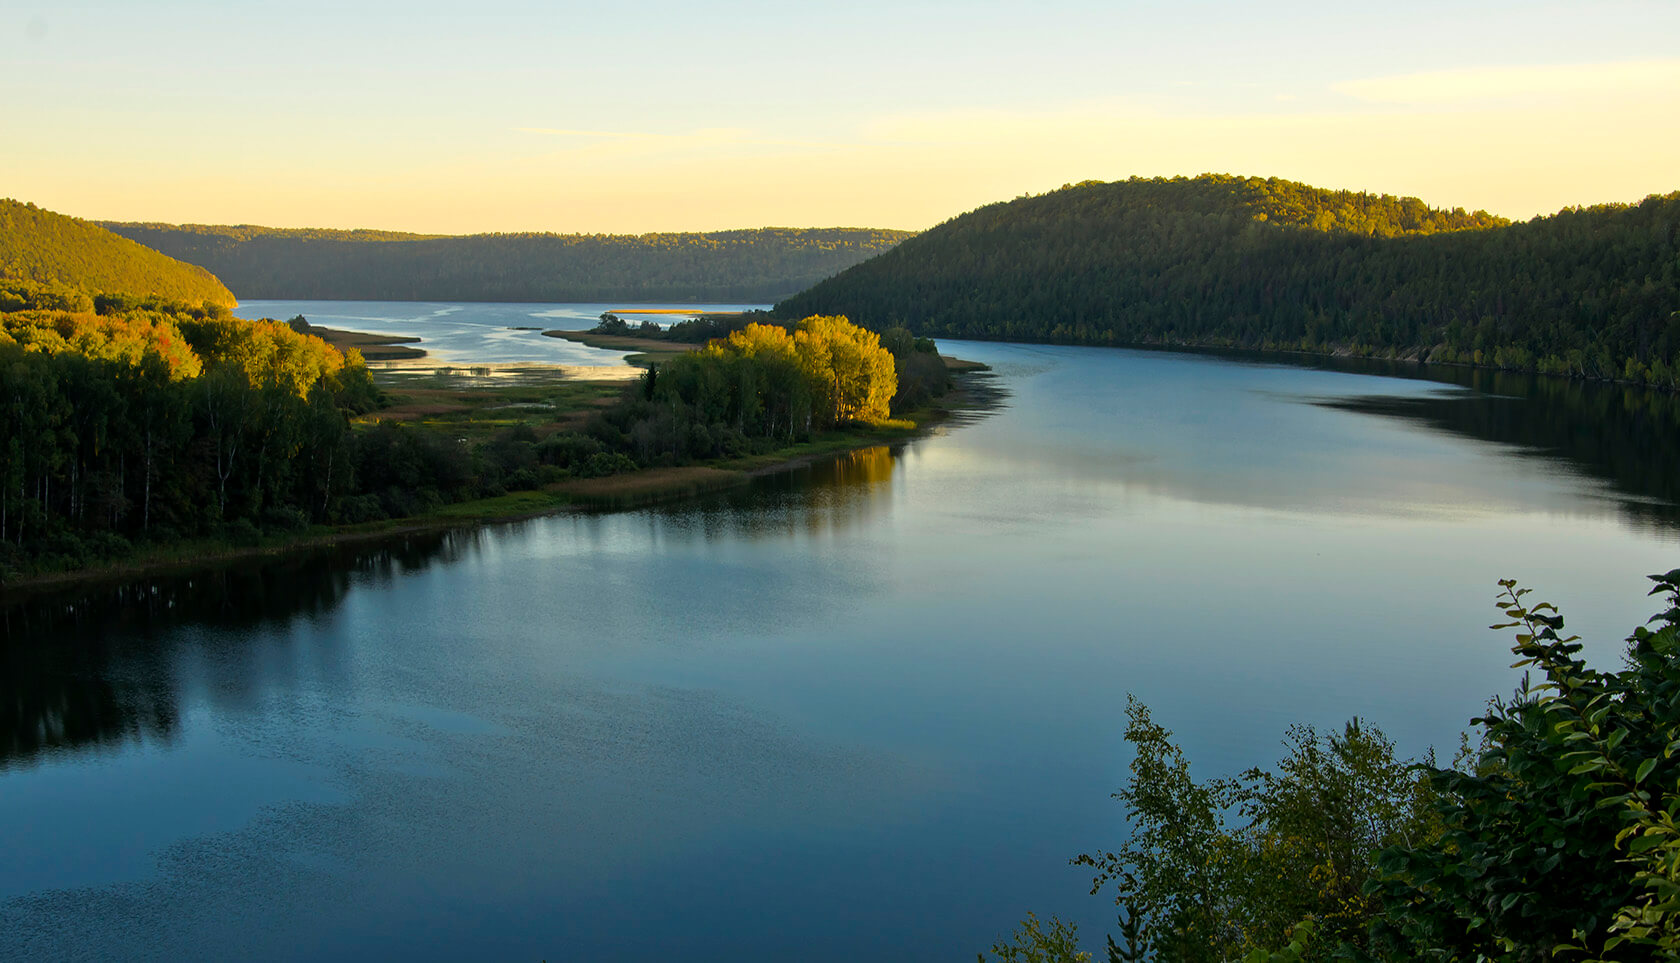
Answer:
587;316;901;468
1007;575;1680;962
100;222;913;303
0;199;235;307
1072;699;1434;962
592;310;770;344
981;913;1092;963
775;174;1680;388
0;294;379;579
1364;573;1680;961
0;297;953;581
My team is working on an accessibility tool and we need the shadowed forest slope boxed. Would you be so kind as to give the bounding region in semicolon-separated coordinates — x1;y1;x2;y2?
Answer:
775;174;1680;386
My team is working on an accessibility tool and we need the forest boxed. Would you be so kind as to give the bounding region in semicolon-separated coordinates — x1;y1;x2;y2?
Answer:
0;283;381;576
775;174;1680;388
99;222;914;302
0;269;943;580
1;199;236;309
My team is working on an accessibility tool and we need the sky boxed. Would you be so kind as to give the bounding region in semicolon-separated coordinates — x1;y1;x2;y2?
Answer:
3;0;1678;234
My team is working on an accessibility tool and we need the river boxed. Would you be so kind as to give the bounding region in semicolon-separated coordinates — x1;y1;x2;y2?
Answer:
3;326;1676;960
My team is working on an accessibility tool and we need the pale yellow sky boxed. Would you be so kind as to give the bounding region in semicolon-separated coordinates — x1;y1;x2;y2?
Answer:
4;2;1677;233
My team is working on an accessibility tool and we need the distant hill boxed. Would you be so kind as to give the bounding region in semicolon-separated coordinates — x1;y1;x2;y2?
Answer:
1;199;237;308
100;223;915;303
774;174;1680;386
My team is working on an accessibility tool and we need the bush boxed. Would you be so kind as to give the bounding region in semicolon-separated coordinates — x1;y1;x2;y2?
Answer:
537;432;604;469
1367;573;1680;960
1017;573;1680;961
221;517;261;547
335;493;386;524
259;505;309;533
577;451;638;478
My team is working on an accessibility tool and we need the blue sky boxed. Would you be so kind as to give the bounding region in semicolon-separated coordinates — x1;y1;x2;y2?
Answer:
4;0;1677;232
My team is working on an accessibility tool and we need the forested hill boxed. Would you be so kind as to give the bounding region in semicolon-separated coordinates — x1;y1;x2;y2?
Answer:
99;223;915;302
1;199;237;308
775;174;1680;387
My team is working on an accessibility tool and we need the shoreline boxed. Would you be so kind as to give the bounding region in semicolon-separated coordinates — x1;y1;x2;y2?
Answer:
295;322;428;361
0;369;995;601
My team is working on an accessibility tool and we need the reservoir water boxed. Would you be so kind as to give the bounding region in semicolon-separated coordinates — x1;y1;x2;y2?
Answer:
233;299;768;365
4;323;1677;960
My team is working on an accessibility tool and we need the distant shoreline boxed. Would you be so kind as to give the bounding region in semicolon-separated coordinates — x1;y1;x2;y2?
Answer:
604;308;747;316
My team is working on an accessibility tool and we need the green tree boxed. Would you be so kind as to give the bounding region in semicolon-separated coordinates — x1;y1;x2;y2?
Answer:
1365;573;1680;961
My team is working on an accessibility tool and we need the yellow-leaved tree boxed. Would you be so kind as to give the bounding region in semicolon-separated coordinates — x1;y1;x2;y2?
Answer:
790;315;895;426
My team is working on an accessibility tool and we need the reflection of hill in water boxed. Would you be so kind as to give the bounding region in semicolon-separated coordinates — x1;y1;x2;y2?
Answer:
0;532;471;769
1307;363;1680;532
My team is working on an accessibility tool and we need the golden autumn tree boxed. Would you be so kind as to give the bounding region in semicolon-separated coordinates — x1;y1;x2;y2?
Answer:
791;315;895;426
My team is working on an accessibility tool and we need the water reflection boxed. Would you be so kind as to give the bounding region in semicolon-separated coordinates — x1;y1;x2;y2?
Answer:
0;449;910;771
0;532;473;769
656;445;901;542
1314;368;1680;530
4;343;1680;961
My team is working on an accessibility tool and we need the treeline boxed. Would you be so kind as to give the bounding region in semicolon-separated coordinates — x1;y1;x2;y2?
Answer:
992;573;1680;961
99;222;915;302
1;199;236;308
0;300;952;580
775;174;1680;387
586;316;947;466
593;310;767;344
0;287;383;577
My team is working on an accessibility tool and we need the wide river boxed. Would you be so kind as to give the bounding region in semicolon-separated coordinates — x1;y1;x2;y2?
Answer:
4;306;1678;960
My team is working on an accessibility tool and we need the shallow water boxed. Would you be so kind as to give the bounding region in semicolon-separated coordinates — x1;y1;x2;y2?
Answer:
4;337;1676;960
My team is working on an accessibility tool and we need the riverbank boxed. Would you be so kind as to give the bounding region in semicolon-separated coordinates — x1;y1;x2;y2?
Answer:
290;319;428;360
541;329;693;366
0;366;993;599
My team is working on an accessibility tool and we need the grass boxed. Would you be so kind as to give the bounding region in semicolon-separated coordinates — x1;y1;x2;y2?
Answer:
365;371;629;441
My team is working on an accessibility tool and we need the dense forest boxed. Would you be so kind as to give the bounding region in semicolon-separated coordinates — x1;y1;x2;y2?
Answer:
0;284;383;576
1;199;236;308
100;222;914;302
775;174;1680;387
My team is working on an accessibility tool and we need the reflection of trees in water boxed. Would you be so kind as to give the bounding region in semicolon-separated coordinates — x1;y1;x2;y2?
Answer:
652;445;900;543
0;530;470;769
1315;367;1680;531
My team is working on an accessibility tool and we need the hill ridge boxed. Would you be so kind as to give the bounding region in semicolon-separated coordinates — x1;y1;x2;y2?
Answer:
774;173;1679;387
0;199;237;307
100;222;916;303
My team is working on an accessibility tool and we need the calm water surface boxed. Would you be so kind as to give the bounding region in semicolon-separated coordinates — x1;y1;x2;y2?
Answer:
4;338;1677;960
235;299;768;366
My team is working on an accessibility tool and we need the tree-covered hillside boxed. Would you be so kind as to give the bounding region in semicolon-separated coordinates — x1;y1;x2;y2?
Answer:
100;223;914;303
0;199;236;308
775;174;1680;387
